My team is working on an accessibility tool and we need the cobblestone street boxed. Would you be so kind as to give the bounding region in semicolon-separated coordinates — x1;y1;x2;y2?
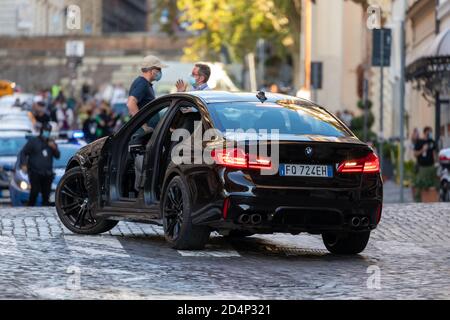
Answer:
0;202;449;299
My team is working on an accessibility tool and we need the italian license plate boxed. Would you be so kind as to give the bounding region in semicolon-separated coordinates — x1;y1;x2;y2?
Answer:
279;164;333;178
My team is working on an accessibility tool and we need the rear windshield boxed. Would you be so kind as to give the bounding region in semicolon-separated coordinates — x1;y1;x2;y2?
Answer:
207;101;351;137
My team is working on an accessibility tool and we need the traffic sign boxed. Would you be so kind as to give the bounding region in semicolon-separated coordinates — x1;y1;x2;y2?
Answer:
372;28;392;67
65;41;85;58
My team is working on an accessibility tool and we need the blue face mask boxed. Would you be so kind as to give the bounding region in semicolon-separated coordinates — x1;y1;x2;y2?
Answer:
154;70;162;82
188;75;197;87
42;130;51;139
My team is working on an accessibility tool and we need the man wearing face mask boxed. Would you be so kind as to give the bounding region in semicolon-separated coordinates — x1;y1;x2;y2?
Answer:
127;55;168;117
20;122;60;206
127;56;168;194
176;63;211;92
413;126;438;200
414;127;437;167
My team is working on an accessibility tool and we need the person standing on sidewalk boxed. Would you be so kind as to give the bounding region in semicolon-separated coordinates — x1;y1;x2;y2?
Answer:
413;126;438;201
176;63;211;92
20;122;60;206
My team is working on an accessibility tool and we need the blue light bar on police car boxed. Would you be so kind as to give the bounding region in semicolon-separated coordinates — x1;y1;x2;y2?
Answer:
72;131;84;139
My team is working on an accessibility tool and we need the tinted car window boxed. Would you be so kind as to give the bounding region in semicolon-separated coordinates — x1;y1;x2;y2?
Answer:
207;101;350;137
0;137;27;156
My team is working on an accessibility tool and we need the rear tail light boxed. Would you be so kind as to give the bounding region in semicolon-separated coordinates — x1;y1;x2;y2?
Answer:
338;152;380;174
211;148;272;170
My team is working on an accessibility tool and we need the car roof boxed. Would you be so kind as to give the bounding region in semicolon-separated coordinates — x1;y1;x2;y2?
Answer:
183;91;314;105
0;122;33;131
0;131;28;138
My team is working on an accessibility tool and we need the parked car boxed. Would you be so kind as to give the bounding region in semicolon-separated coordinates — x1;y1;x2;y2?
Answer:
0;93;33;110
0;131;28;201
439;148;450;201
10;133;86;206
55;91;383;254
0;120;35;134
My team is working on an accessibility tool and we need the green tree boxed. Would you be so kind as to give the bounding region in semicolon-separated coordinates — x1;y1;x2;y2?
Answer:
350;99;376;142
155;0;303;87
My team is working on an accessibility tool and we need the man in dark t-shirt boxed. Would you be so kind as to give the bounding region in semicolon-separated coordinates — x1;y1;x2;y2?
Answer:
413;126;438;201
414;127;436;167
127;55;168;117
127;56;168;193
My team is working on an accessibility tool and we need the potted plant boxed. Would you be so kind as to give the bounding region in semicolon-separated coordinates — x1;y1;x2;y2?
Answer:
413;165;440;202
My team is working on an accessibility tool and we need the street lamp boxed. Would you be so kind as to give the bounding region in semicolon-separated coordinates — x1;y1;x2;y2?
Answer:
398;0;407;203
297;0;313;100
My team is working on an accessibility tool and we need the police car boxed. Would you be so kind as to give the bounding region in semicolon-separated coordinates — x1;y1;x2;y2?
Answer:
0;131;29;202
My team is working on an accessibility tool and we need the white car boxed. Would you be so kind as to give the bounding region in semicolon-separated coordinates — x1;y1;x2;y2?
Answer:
0;93;34;110
0;120;34;133
439;148;450;201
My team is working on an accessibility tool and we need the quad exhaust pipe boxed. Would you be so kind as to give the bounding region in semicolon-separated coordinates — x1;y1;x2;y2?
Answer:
238;214;250;224
351;216;370;227
238;214;262;225
351;217;361;227
250;214;262;225
361;217;369;227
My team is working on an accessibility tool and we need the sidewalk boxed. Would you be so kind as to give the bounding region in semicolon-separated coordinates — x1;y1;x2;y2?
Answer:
383;179;414;204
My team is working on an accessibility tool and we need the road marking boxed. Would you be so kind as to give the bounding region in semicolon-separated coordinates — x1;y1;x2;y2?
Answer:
178;246;241;258
64;235;130;258
0;235;22;257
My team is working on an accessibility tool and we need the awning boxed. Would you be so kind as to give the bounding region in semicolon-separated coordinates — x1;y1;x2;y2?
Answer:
406;28;450;94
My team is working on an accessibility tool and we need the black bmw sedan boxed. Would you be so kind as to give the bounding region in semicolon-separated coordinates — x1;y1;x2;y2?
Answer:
55;91;382;254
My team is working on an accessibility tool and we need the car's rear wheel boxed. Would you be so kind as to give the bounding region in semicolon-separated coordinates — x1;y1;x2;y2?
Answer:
322;231;370;255
56;167;118;234
162;176;210;250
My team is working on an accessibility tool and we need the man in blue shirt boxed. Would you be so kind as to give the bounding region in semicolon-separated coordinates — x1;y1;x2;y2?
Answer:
176;63;211;92
127;55;168;117
127;56;168;194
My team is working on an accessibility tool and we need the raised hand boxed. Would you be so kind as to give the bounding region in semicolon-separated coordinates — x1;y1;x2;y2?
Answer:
176;79;188;92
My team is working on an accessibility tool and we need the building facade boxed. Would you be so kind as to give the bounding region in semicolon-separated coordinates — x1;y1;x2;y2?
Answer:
0;0;66;36
302;0;366;115
403;0;450;148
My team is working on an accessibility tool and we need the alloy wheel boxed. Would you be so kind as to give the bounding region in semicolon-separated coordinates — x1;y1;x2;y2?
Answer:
59;173;96;230
163;184;184;241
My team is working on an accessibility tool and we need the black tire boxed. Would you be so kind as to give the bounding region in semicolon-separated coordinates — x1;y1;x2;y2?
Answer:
322;231;370;255
56;167;118;235
162;176;210;250
225;230;255;238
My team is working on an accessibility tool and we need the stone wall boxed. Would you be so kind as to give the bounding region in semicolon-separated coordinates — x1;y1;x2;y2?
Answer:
0;34;187;92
